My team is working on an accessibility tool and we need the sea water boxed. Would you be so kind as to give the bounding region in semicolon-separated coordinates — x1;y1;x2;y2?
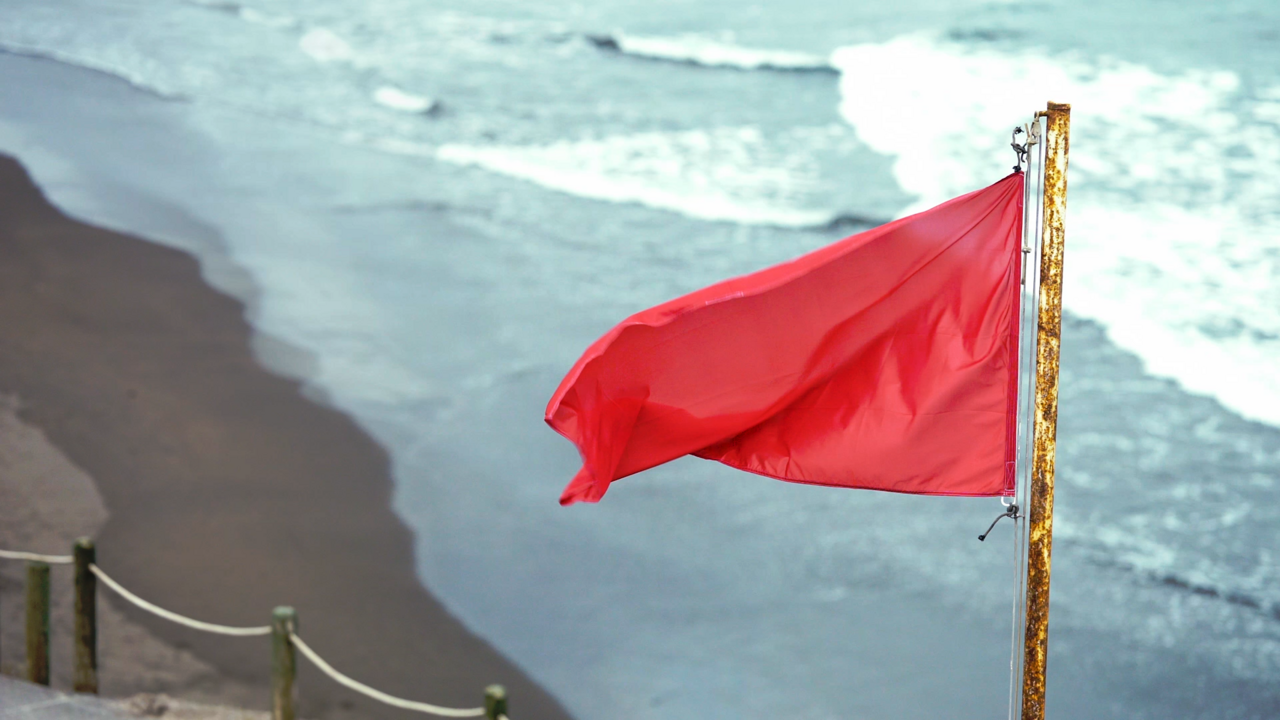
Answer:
0;0;1278;717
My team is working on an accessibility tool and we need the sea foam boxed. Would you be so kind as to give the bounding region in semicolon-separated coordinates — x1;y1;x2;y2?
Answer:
437;127;836;227
832;34;1280;428
299;28;355;64
590;33;833;73
373;86;437;114
238;8;297;29
0;41;184;100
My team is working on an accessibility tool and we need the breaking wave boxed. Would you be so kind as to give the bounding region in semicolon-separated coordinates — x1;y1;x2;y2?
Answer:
586;33;835;73
832;34;1280;429
299;27;356;64
373;86;439;115
435;127;844;228
0;43;184;100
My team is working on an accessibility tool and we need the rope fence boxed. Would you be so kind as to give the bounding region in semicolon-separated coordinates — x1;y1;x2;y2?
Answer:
0;540;510;720
0;550;72;565
87;564;272;637
289;632;484;718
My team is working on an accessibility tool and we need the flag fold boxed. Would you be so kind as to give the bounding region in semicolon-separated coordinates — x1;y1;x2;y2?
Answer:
548;173;1025;505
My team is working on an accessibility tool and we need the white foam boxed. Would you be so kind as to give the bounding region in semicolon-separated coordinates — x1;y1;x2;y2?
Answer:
608;33;832;72
832;34;1280;428
436;127;834;227
299;28;354;64
373;85;436;114
0;41;183;100
238;8;297;29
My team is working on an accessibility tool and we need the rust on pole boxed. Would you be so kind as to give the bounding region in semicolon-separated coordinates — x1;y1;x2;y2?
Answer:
1020;101;1070;720
26;561;51;685
73;537;99;694
272;606;298;720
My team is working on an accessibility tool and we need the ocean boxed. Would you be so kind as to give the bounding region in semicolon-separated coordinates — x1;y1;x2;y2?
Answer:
1;0;1278;717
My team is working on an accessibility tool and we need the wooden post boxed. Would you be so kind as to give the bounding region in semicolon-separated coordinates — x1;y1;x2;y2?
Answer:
484;684;508;720
73;538;98;694
272;606;298;720
1020;101;1070;720
26;561;51;685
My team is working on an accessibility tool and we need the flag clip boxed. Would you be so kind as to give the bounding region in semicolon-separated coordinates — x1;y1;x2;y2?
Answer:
978;504;1021;541
1011;127;1029;173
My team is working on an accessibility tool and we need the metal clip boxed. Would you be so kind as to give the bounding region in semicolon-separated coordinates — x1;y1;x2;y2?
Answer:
978;504;1021;541
1011;127;1029;173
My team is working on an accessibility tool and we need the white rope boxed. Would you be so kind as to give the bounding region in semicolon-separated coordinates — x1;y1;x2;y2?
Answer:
1007;126;1033;720
1010;114;1046;720
0;549;73;564
1015;114;1049;716
1023;112;1050;716
89;564;271;636
289;632;485;717
1006;113;1048;720
6;547;501;717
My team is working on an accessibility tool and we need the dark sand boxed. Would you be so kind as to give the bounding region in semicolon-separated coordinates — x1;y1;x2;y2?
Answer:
0;154;573;720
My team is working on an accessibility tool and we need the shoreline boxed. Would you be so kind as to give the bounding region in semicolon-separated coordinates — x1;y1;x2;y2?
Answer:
0;153;573;720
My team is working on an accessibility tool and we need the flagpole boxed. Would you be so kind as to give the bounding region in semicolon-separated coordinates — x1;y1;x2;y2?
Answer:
1020;101;1070;720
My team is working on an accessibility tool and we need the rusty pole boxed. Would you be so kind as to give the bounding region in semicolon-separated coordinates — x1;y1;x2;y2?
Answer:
1020;101;1070;720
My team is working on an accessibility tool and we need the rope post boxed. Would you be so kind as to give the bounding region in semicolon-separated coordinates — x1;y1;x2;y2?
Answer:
484;684;507;720
1021;101;1070;720
272;606;298;720
26;561;51;685
73;538;98;694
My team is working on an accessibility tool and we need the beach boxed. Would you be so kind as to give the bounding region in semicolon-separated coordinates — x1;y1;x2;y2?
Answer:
0;152;573;720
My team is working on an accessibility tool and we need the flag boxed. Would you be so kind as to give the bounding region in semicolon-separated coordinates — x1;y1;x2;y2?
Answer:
547;172;1025;505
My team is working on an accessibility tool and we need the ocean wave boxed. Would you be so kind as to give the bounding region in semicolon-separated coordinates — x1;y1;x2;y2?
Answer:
1156;573;1278;619
1085;552;1280;622
586;33;835;73
373;86;439;115
237;7;298;29
831;34;1280;429
435;127;842;228
184;1;303;32
821;212;889;233
0;44;184;100
299;27;356;64
182;0;242;14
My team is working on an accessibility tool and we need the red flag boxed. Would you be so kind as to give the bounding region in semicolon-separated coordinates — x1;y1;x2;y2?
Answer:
547;173;1024;505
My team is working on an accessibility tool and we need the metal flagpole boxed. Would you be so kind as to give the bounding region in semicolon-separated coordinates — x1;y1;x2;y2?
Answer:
1020;101;1070;720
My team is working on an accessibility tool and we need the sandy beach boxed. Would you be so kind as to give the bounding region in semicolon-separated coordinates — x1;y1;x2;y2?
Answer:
0;153;573;720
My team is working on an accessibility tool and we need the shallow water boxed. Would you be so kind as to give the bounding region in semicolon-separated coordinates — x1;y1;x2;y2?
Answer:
1;0;1278;717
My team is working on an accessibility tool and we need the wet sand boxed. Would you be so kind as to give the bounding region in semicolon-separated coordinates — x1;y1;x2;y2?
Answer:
0;154;573;720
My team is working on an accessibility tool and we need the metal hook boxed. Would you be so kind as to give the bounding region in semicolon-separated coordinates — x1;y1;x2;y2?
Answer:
978;504;1021;541
1011;126;1029;173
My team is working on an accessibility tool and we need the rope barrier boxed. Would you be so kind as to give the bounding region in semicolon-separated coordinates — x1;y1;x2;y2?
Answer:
5;547;498;717
289;632;485;717
0;549;73;564
88;563;272;636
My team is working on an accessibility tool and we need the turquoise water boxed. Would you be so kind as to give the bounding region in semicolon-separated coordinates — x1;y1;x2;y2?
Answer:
1;0;1278;717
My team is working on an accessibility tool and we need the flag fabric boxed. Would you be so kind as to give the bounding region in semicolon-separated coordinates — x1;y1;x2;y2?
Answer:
547;172;1025;505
